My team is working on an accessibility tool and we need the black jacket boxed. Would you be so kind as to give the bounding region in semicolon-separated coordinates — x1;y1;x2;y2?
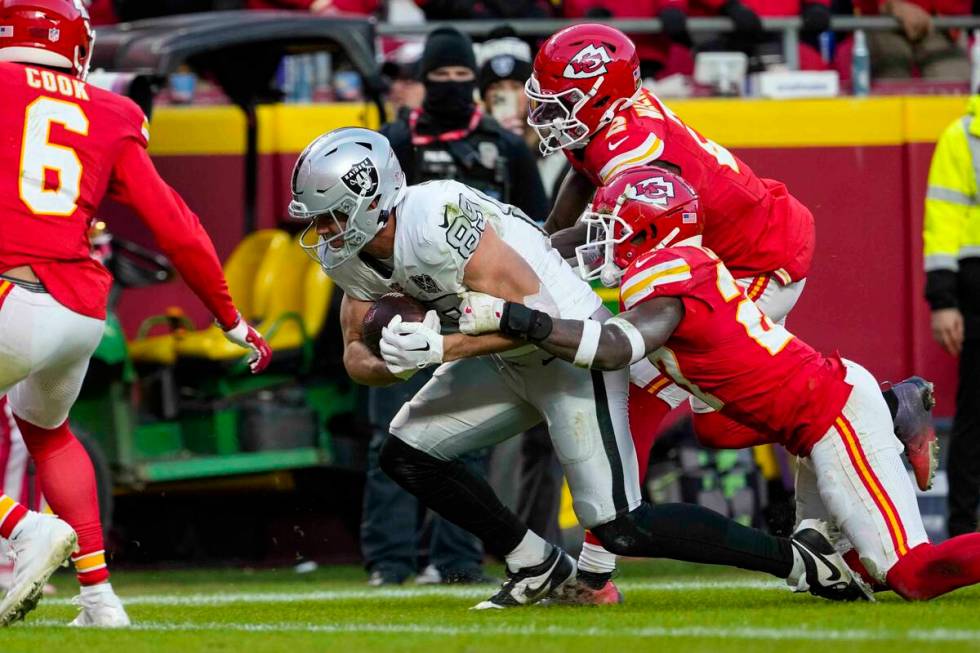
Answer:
382;112;549;223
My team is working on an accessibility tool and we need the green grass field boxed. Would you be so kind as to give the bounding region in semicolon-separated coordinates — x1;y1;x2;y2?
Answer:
5;561;980;652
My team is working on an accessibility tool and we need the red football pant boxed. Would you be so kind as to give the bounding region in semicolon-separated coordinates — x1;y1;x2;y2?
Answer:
13;415;108;586
584;386;673;550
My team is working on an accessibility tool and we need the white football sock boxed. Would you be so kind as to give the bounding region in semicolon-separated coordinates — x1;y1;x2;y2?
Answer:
787;546;806;588
80;581;113;597
577;542;617;574
505;530;550;572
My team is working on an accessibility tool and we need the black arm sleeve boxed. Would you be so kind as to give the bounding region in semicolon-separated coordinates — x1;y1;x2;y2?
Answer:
925;269;959;311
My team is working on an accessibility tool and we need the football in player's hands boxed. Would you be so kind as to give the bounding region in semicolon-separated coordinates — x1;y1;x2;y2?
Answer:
362;292;427;356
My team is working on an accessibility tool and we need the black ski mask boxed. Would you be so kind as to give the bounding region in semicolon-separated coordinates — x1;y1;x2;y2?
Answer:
423;79;476;126
417;27;478;128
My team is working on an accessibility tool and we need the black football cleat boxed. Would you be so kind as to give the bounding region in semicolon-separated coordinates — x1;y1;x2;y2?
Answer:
789;520;874;602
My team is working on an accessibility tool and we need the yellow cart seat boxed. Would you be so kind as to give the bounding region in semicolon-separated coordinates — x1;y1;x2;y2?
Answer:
175;236;332;363
129;229;291;365
128;333;180;365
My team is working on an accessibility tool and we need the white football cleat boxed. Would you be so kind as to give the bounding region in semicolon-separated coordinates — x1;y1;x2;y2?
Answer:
0;512;77;627
472;546;575;610
69;583;130;628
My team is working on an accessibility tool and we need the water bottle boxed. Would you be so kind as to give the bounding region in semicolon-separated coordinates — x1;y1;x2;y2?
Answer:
851;29;871;97
818;31;835;65
970;29;980;95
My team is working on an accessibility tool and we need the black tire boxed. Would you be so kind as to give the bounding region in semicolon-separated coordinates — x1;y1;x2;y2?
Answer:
73;427;114;537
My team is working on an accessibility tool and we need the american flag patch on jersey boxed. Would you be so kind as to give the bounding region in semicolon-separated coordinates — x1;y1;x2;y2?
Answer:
682;212;697;224
0;26;13;38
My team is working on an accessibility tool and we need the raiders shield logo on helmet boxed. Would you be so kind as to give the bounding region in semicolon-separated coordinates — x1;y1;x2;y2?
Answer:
627;177;675;208
341;158;380;196
563;44;612;79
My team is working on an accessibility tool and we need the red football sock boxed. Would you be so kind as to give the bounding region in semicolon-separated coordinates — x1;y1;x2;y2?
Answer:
886;534;980;600
843;548;888;591
13;415;109;586
0;494;28;539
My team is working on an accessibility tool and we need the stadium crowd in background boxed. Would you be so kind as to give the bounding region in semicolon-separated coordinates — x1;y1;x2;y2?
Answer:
86;0;979;91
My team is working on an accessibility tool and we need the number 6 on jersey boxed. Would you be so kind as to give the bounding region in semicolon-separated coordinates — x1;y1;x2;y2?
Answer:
19;97;89;217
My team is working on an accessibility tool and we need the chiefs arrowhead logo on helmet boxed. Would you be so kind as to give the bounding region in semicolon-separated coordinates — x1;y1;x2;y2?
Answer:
341;158;379;197
626;177;676;208
563;44;612;79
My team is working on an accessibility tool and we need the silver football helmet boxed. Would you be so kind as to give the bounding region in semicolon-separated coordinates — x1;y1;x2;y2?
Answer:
288;127;406;269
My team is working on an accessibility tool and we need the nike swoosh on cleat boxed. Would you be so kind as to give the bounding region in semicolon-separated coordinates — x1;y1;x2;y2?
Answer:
797;539;842;585
523;556;562;599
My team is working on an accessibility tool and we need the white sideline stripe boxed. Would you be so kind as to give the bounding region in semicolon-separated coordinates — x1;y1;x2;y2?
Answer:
45;579;782;607
23;619;980;642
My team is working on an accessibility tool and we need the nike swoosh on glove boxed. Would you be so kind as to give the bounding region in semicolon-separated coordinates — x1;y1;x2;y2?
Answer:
379;310;444;379
458;291;506;335
222;314;272;373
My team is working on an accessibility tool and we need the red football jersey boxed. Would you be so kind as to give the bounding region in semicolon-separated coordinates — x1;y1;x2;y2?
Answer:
620;245;850;455
566;88;814;282
0;61;236;326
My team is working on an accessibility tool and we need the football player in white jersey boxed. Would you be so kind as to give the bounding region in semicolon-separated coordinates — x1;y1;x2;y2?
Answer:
288;128;869;608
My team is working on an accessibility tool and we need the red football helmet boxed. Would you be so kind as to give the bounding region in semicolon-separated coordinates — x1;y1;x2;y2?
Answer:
576;166;702;287
0;0;94;79
526;23;640;156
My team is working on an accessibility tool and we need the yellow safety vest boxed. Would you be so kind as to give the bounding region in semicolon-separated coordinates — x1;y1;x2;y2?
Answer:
924;96;980;272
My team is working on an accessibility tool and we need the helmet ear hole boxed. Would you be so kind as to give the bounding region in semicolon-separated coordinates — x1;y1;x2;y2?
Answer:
629;230;648;247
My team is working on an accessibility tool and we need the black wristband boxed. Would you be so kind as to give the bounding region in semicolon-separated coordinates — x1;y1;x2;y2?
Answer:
500;302;554;342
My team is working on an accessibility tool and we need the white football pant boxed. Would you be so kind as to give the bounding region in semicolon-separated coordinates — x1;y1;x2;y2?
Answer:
0;285;104;429
795;360;929;582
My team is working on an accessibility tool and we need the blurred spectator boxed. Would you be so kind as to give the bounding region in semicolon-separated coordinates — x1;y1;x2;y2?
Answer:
558;1;695;78
691;0;832;70
477;33;534;139
848;0;970;80
413;0;551;19
246;0;380;12
381;41;426;113
923;93;980;536
384;27;547;214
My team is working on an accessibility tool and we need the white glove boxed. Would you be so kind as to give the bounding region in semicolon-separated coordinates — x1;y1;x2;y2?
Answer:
458;291;507;335
380;310;444;379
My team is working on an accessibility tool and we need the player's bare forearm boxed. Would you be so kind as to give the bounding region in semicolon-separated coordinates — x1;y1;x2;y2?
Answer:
493;296;685;370
544;168;595;234
534;318;635;370
442;332;523;362
343;340;400;386
339;294;399;386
